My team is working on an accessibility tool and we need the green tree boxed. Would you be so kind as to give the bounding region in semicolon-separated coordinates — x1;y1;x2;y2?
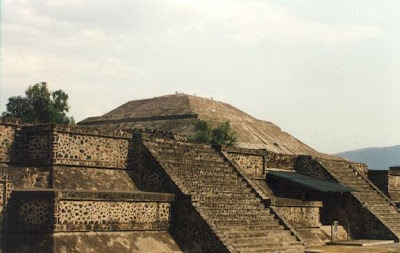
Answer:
210;121;237;146
2;82;74;124
192;120;211;143
190;120;237;146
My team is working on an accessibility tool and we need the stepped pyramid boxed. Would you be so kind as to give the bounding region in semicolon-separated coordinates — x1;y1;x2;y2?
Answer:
80;94;330;158
1;94;399;252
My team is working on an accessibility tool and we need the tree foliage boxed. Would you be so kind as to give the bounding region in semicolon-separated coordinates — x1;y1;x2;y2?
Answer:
2;82;74;124
191;120;237;146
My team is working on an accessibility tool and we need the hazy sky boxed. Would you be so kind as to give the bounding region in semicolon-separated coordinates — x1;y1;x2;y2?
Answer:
1;0;399;154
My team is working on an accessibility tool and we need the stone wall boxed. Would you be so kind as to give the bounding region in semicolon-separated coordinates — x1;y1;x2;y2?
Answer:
0;178;14;248
341;194;396;240
222;147;265;178
227;153;264;178
54;200;170;231
295;156;335;181
388;167;400;203
13;125;131;168
8;189;174;233
0;124;16;163
368;170;389;195
274;202;322;228
265;152;297;171
352;162;368;176
295;157;398;240
367;167;400;203
221;146;297;178
14;125;53;165
53;130;130;168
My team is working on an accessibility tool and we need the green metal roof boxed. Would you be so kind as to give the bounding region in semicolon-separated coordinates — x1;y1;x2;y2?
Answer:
268;171;355;193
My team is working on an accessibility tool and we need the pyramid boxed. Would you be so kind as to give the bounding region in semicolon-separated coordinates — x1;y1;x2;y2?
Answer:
80;94;329;157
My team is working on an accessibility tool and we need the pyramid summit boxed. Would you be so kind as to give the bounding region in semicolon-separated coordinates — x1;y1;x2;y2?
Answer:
79;93;328;157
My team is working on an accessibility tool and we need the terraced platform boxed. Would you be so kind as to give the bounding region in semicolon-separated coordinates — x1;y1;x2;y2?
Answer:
144;139;305;253
315;158;400;241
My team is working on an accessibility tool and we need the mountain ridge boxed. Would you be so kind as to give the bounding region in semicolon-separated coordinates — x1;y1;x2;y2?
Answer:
335;145;400;170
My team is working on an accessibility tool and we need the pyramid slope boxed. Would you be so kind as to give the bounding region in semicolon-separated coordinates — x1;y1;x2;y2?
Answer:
80;94;331;157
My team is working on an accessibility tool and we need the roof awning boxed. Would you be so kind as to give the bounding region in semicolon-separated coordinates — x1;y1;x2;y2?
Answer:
268;171;355;193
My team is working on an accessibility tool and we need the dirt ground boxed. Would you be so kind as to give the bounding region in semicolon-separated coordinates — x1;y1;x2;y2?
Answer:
308;243;400;253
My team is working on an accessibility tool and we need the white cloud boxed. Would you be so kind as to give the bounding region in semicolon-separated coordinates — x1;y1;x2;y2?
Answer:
1;0;399;153
171;1;385;45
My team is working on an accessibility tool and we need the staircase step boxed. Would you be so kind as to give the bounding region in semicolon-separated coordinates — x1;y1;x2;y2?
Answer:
233;241;303;251
219;224;285;232
317;158;400;242
238;244;304;253
146;140;300;252
224;229;292;239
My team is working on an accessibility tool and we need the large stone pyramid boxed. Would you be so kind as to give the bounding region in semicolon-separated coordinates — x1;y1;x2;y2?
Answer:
80;94;328;157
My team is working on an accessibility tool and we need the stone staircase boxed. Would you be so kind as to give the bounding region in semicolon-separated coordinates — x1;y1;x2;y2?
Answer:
316;158;400;240
144;140;304;253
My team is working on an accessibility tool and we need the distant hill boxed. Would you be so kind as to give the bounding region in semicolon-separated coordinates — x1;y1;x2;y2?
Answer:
335;145;400;170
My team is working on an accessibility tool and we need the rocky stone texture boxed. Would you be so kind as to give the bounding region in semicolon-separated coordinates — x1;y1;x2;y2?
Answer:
143;139;304;253
265;152;297;171
14;125;131;168
0;124;181;253
8;189;174;233
0;124;16;163
387;167;400;205
273;199;322;228
222;146;299;178
295;156;335;181
368;170;389;195
298;156;400;241
0;178;13;249
228;152;264;178
54;132;129;168
368;167;400;205
3;120;400;252
14;125;53;165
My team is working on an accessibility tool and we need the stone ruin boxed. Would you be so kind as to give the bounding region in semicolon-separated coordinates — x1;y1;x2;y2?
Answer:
0;94;400;253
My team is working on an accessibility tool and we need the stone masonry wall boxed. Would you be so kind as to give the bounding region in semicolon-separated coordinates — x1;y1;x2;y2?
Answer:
265;152;297;171
388;167;400;203
13;125;131;168
227;153;264;178
14;125;53;165
0;124;16;163
54;200;170;231
295;157;397;240
368;170;389;195
295;156;335;181
8;190;173;233
53;131;130;168
352;162;368;177
367;167;400;203
222;146;297;179
0;179;13;249
274;205;321;228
